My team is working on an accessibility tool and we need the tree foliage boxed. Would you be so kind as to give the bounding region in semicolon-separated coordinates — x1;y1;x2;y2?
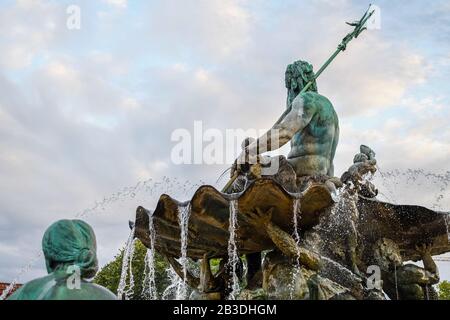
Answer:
438;281;450;300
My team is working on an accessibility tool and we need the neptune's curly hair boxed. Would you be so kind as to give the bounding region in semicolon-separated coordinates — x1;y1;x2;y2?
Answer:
285;60;317;108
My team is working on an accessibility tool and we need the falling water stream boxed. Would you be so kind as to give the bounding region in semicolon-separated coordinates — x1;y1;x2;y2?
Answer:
117;227;136;300
445;214;450;243
227;199;240;300
176;203;191;300
289;198;301;299
141;210;158;300
162;266;184;300
292;198;301;245
394;264;399;300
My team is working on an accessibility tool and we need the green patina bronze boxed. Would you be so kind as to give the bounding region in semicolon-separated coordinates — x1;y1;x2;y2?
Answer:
284;63;339;177
8;220;116;300
231;59;339;178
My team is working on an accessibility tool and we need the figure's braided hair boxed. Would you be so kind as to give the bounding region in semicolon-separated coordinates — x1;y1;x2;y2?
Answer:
42;219;98;279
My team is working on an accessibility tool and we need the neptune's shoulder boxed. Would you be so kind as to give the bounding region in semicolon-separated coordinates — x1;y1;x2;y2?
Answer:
299;91;332;105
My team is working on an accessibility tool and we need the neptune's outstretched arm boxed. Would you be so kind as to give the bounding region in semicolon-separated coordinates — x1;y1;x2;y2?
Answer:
238;94;316;164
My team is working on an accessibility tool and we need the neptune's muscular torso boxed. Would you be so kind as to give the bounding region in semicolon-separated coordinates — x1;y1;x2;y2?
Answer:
287;92;339;177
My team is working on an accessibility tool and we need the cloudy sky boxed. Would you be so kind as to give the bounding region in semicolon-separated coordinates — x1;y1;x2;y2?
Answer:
1;0;449;286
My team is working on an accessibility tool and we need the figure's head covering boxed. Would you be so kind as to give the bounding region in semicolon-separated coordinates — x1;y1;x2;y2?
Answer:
42;219;98;279
285;60;317;107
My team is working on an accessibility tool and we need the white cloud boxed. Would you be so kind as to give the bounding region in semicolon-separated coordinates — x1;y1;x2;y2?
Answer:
142;0;251;60
0;1;64;69
319;38;429;117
